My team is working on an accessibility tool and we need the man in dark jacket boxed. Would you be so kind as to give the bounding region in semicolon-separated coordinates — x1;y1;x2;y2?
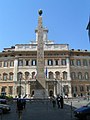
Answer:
60;96;64;109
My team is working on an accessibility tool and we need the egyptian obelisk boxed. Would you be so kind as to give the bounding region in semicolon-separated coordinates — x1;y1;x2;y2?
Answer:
34;10;46;99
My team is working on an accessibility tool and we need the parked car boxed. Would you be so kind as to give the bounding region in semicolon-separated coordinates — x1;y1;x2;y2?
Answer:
0;99;7;104
74;102;90;120
0;104;11;113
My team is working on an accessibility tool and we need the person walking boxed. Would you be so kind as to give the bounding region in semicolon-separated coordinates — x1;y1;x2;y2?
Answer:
60;96;64;109
52;96;56;108
56;95;61;108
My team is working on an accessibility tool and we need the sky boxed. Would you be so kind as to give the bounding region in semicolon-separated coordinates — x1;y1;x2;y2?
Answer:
0;0;90;52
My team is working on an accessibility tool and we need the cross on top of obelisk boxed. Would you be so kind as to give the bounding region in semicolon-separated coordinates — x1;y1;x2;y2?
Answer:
38;9;43;16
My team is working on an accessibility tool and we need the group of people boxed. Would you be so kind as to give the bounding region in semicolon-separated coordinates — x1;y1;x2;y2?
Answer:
51;95;64;109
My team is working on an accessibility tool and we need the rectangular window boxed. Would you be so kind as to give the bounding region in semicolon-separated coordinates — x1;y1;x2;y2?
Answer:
80;86;84;92
8;86;13;95
83;59;88;66
87;86;90;91
55;60;58;65
61;59;66;65
4;61;8;67
26;60;29;66
10;61;14;67
31;60;36;66
76;59;81;66
18;60;23;66
70;59;74;66
48;60;53;66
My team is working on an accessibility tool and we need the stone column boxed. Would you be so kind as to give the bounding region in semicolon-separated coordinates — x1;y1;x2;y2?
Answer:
68;83;72;97
66;57;71;81
13;59;18;81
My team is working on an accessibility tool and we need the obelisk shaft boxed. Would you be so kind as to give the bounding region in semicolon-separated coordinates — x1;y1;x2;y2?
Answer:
36;15;45;89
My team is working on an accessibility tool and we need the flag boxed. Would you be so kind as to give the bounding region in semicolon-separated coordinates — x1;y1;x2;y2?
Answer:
45;67;48;78
86;16;90;42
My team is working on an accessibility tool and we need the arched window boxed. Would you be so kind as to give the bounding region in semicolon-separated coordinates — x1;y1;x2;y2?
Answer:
3;73;8;80
84;72;89;80
9;72;13;80
32;72;36;79
55;71;60;79
63;71;67;80
71;72;76;80
25;72;30;79
49;72;54;79
78;72;82;80
17;72;23;80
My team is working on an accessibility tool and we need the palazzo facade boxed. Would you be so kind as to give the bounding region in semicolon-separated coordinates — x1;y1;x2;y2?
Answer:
0;12;90;98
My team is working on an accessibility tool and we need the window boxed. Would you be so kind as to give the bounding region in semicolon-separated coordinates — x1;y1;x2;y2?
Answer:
10;61;14;67
25;72;29;79
17;72;23;80
83;59;88;66
70;59;74;66
61;59;66;65
63;71;67;80
9;73;13;80
0;61;2;67
18;60;23;66
3;73;8;80
25;60;29;66
87;86;90;91
49;72;54;79
4;61;8;67
31;60;36;66
48;60;53;66
1;86;6;92
84;72;89;80
32;72;36;79
78;72;82;80
79;86;84;92
55;71;60;79
76;59;81;66
55;60;59;65
71;72;76;80
8;86;13;95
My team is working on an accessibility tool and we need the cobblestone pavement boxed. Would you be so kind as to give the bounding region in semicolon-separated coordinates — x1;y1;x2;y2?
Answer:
0;99;90;120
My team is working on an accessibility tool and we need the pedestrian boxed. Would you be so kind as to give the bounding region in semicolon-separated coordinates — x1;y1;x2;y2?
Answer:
17;98;23;111
56;95;61;108
22;99;26;109
52;96;56;108
60;96;64;109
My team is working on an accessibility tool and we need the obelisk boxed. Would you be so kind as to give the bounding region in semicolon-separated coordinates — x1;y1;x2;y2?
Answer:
34;10;46;99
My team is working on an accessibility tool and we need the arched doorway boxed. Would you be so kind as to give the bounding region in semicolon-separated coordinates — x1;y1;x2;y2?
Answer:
49;90;53;97
31;90;34;97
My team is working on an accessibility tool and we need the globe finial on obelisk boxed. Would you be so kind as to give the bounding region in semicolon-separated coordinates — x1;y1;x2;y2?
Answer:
38;9;43;16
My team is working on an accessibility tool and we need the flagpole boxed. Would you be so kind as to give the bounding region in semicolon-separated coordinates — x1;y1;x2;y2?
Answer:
86;16;90;42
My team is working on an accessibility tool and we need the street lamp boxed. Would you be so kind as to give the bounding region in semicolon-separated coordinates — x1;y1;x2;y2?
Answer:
60;77;63;96
19;77;21;98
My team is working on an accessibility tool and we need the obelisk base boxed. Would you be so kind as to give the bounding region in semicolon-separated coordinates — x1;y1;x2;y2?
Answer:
34;89;48;99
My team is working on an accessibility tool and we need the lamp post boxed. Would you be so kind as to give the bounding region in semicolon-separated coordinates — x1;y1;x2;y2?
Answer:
60;77;63;96
19;77;21;98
